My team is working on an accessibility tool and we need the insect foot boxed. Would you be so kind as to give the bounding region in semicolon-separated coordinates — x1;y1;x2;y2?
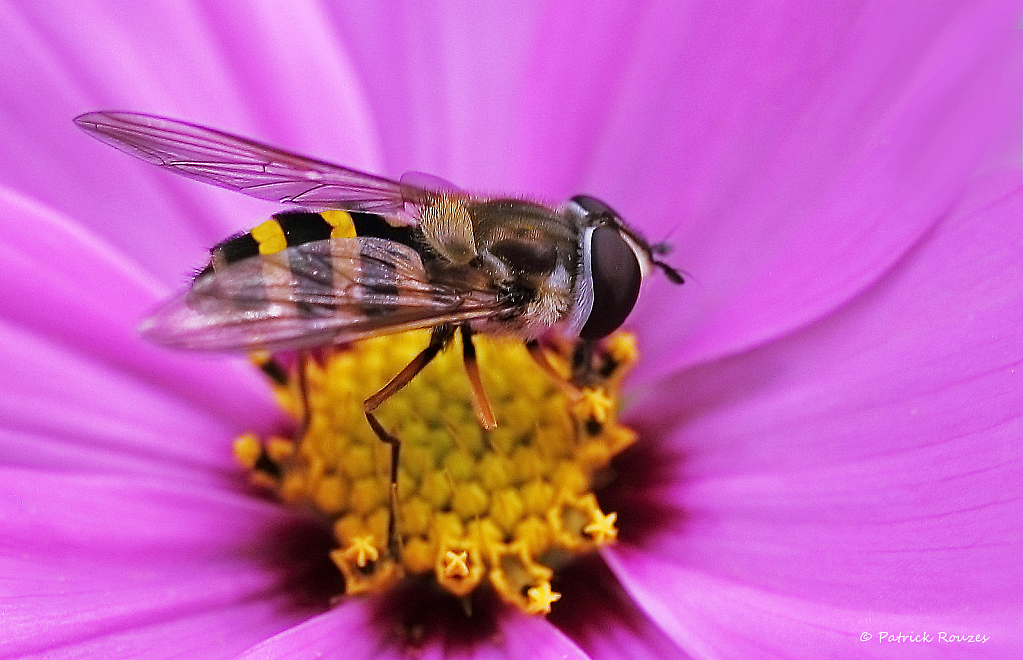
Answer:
234;330;640;615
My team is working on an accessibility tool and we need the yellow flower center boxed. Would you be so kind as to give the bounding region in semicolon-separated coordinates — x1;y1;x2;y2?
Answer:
234;330;639;615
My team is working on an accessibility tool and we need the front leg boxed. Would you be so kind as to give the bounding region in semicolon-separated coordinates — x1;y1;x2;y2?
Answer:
525;339;584;400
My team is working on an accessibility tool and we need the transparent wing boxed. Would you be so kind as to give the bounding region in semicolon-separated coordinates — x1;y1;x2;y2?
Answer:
139;237;506;352
75;111;439;218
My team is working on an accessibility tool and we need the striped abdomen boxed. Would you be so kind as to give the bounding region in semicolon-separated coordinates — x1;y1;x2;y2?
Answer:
190;209;430;345
196;209;417;280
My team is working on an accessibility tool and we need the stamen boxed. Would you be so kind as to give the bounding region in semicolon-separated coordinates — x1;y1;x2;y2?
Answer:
443;550;470;577
343;535;380;568
436;540;484;596
575;389;614;424
526;582;562;615
238;330;639;614
584;510;618;546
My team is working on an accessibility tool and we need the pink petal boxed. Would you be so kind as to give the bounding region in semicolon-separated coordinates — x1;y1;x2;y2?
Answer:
9;0;1003;383
0;188;283;475
576;1;1020;382
320;1;1022;392
323;2;546;189
14;598;313;660
551;557;692;660
0;467;338;658
0;0;382;284
607;550;1016;660
233;605;382;660
614;170;1023;653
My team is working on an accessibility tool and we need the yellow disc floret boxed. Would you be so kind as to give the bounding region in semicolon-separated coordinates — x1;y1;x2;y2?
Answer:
235;330;639;614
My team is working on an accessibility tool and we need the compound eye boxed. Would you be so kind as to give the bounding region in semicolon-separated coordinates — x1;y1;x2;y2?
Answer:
579;226;643;340
571;195;620;221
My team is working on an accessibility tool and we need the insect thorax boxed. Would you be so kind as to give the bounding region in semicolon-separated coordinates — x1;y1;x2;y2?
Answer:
440;197;579;334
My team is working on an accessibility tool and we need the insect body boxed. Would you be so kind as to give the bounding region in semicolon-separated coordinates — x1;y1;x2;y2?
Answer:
75;111;682;552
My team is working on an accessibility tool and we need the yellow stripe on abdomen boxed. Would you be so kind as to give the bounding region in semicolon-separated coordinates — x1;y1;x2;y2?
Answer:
321;210;357;239
251;219;288;254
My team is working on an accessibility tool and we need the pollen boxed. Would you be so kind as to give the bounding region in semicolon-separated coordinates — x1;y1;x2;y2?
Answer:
236;329;639;615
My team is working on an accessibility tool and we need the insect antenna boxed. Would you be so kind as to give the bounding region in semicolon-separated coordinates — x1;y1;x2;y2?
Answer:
650;241;673;255
645;236;687;284
653;259;686;284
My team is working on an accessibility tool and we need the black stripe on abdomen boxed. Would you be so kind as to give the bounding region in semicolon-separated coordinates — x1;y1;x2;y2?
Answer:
195;231;260;281
194;210;417;319
272;210;335;318
274;210;333;246
357;241;400;318
351;211;418;251
349;212;417;317
196;212;337;317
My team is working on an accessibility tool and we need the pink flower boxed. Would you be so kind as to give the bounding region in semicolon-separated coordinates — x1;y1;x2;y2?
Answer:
1;1;1021;658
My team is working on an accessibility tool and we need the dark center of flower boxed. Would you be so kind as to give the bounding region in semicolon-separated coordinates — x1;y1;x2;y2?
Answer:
235;330;639;615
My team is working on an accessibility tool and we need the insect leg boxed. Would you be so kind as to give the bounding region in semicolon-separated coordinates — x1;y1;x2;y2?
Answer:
570;339;600;388
365;410;404;560
364;325;455;557
250;351;291;387
251;350;313;435
525;339;583;399
296;355;312;438
459;325;497;430
365;325;455;413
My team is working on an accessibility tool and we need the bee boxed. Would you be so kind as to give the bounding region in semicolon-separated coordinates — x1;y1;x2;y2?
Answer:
76;111;682;550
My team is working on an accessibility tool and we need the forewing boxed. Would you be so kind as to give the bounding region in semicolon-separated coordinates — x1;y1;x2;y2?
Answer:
75;111;437;218
139;237;506;352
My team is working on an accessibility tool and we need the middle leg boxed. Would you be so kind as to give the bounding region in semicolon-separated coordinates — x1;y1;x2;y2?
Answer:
460;324;497;430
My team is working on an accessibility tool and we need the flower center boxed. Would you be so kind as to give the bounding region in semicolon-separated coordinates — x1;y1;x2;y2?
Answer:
234;331;639;615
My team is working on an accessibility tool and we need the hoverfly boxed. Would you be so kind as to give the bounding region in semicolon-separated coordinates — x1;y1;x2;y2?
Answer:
75;111;682;551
